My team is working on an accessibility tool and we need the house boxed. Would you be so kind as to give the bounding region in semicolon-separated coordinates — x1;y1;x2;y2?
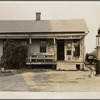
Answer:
0;13;89;70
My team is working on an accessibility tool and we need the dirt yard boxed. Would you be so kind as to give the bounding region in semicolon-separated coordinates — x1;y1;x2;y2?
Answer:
0;68;100;92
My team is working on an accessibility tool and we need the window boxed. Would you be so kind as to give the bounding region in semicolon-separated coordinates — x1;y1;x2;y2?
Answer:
67;40;72;49
73;39;80;57
73;45;80;57
67;50;71;55
40;40;46;53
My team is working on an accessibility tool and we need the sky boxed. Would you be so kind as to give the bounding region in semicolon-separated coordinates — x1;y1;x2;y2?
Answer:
0;1;100;53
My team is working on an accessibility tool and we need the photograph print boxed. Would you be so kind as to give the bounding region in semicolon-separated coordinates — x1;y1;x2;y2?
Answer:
0;1;100;92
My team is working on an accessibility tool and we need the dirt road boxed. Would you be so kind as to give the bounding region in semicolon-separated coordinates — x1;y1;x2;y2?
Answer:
0;69;100;92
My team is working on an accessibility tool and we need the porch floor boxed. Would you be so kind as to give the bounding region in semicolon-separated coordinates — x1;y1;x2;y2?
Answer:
26;62;56;65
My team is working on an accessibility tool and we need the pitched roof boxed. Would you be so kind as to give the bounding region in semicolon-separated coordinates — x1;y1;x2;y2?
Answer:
0;19;89;33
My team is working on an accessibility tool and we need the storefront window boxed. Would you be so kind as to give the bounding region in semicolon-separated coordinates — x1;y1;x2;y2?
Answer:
73;39;80;57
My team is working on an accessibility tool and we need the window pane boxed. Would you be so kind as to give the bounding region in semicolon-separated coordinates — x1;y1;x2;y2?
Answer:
67;50;71;55
73;45;80;57
40;40;46;53
40;41;46;47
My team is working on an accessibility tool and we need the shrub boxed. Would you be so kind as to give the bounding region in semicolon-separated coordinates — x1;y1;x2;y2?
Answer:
0;40;28;69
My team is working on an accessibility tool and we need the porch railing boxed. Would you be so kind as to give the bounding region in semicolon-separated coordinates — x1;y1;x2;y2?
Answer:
27;53;55;63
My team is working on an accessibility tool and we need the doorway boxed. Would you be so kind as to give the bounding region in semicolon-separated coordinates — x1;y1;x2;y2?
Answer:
57;40;64;60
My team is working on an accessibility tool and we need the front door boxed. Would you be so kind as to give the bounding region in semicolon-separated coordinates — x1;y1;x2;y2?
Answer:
57;40;64;60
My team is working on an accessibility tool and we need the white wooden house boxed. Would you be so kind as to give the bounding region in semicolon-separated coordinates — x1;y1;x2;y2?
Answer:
0;13;89;70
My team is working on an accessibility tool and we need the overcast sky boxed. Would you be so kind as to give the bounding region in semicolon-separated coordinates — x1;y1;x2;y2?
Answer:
0;1;100;53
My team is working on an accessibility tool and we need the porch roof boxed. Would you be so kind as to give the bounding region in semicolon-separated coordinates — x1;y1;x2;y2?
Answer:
0;19;89;33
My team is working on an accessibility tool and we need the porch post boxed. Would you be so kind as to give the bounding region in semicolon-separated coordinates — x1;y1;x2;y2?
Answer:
83;37;85;63
29;37;32;44
29;37;32;63
54;38;56;62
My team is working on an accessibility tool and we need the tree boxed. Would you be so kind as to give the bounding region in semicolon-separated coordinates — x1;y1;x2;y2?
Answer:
0;40;28;69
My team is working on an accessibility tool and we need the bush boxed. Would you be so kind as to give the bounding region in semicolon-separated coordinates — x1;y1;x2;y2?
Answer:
0;40;28;69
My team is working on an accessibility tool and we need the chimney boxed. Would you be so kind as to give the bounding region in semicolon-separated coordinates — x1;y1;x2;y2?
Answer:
98;28;100;34
36;12;41;21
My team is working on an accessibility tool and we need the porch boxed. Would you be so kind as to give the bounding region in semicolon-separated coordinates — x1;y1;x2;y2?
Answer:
26;38;57;68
